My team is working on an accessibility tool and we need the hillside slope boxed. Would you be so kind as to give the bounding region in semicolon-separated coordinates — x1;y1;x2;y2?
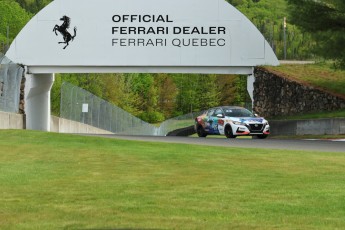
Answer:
254;64;345;118
265;63;345;99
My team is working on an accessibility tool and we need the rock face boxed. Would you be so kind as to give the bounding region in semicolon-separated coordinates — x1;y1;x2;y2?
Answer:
19;76;25;115
253;67;345;117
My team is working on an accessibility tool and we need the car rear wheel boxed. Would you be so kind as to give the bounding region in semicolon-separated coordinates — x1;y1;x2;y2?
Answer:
197;125;207;137
225;125;236;138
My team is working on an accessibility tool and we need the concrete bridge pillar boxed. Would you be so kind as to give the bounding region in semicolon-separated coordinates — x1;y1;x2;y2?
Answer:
25;73;54;131
247;68;255;110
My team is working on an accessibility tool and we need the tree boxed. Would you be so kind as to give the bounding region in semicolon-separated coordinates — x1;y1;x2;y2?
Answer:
225;0;315;60
226;0;247;7
172;74;199;114
15;0;51;14
0;0;31;52
216;75;239;105
195;75;220;111
103;74;141;116
172;74;220;114
129;73;166;123
155;73;177;118
287;0;345;68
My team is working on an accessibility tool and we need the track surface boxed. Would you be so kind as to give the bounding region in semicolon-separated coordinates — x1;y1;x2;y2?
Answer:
82;134;345;153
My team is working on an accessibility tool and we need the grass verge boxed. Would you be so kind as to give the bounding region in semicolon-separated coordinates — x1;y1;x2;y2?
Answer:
270;109;345;120
1;130;345;229
270;134;345;140
266;62;345;97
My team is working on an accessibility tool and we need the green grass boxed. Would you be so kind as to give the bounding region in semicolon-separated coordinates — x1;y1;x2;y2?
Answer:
266;62;345;97
163;119;194;130
271;109;345;120
1;130;345;229
270;134;345;140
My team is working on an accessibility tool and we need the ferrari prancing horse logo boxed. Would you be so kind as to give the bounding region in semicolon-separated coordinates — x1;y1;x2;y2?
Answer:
52;15;77;49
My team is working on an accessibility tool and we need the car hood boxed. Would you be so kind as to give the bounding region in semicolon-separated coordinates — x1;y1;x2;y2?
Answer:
226;117;267;124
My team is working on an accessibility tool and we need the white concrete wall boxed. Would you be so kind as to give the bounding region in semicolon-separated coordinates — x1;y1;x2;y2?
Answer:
0;111;24;129
50;116;113;134
1;111;343;136
296;118;345;135
270;118;345;136
0;112;112;134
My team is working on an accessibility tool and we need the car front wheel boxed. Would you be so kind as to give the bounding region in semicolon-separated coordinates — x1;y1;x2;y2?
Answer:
225;125;236;138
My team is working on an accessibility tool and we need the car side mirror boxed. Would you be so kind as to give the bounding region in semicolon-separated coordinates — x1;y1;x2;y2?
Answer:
254;113;259;117
217;114;224;118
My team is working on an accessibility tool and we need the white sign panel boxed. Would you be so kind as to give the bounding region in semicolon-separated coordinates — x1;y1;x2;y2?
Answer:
82;103;88;113
6;0;279;69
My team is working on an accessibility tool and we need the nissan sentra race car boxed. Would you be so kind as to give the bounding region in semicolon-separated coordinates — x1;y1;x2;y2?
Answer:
195;106;270;139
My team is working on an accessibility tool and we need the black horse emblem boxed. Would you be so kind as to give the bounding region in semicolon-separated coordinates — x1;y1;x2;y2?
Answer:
53;15;77;49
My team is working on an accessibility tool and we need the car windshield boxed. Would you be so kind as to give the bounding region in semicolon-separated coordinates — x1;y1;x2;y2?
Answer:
223;108;254;117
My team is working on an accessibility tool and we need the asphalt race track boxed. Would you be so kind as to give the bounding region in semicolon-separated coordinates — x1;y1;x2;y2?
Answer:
82;134;345;153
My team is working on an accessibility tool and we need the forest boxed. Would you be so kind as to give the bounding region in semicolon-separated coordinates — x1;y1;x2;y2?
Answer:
1;0;344;122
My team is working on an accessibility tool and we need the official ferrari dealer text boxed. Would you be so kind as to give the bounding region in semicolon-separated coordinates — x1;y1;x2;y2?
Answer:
111;14;228;47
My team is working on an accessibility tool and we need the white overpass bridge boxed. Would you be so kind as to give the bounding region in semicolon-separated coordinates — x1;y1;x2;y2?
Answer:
6;0;278;131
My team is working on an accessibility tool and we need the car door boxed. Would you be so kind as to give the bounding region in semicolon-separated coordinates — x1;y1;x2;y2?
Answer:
208;108;224;134
203;109;214;132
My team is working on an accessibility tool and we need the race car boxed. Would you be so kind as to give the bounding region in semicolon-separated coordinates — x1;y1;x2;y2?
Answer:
195;106;270;139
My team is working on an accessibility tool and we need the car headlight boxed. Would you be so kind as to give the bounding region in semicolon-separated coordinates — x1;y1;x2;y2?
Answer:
233;121;245;126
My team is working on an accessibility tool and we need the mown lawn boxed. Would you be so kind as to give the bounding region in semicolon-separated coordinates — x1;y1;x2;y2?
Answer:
1;130;345;229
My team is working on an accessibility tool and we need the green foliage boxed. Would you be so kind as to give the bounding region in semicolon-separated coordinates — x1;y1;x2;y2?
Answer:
287;0;345;32
287;0;345;68
102;74;141;116
0;0;52;52
139;110;165;123
0;0;31;52
226;0;315;60
15;0;51;14
172;74;221;114
156;73;178;118
233;75;250;107
195;75;220;111
51;72;253;123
